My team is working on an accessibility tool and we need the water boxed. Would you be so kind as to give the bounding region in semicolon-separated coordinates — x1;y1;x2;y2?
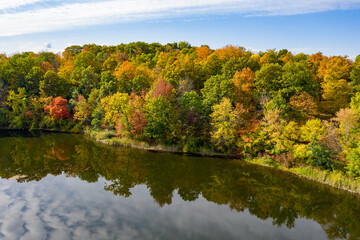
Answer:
0;130;359;240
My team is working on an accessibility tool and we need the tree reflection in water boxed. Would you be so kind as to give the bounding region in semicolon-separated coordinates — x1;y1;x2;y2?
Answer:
0;130;359;239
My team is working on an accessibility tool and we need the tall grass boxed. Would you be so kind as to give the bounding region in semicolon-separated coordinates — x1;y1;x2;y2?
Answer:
246;156;360;194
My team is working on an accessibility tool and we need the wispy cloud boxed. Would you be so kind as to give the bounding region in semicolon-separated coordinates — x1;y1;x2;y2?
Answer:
0;0;45;10
0;0;360;37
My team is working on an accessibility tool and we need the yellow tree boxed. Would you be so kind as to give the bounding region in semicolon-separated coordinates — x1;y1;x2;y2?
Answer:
210;98;237;152
317;56;352;113
232;68;255;111
332;108;359;144
215;45;244;62
300;119;326;142
195;45;213;61
260;107;298;154
321;79;352;113
318;56;352;81
114;61;137;81
74;95;90;124
101;92;129;128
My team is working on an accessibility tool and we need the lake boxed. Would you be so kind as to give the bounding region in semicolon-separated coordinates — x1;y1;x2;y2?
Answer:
0;130;359;240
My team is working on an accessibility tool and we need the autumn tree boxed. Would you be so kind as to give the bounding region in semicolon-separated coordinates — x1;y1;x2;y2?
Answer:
332;108;359;144
73;95;90;124
210;98;237;152
101;92;129;128
113;61;151;94
300;119;325;143
259;49;279;65
289;92;318;119
215;45;244;62
195;45;212;60
151;78;173;100
232;68;255;110
125;93;147;138
201;53;222;78
319;56;352;114
321;79;352;114
44;97;71;120
261;107;286;154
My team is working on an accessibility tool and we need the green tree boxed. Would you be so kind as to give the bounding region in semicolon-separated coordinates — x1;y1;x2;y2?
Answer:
99;71;117;97
179;91;204;114
254;63;284;95
178;91;207;152
144;96;180;144
201;74;233;114
71;66;99;98
6;88;28;129
40;71;70;97
350;55;360;92
307;139;336;170
282;61;317;98
346;146;360;179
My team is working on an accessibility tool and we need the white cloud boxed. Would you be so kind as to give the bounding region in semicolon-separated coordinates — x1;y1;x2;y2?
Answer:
0;0;45;10
0;0;360;37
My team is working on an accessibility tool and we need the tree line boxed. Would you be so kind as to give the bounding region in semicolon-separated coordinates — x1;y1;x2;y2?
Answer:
1;42;360;179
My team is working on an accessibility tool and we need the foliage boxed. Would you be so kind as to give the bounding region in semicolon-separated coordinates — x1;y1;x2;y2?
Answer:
143;95;180;144
6;88;28;128
178;91;203;114
300;119;325;142
254;63;283;95
73;95;90;123
44;97;71;121
1;42;360;182
332;108;359;143
101;92;129;128
201;74;234;113
40;70;70;97
350;55;360;91
307;139;337;170
210;98;237;152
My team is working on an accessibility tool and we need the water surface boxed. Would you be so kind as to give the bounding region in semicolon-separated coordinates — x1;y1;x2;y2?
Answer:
0;130;359;240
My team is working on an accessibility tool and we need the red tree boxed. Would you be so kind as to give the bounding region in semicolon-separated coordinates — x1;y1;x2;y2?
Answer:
44;97;71;120
152;79;173;99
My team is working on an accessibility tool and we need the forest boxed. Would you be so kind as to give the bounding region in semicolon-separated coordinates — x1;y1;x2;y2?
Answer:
1;41;360;182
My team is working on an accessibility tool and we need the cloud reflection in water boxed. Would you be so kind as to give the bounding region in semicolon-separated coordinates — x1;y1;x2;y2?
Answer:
0;175;327;240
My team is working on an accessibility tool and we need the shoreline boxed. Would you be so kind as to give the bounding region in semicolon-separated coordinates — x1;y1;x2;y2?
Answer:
85;130;360;196
2;128;360;195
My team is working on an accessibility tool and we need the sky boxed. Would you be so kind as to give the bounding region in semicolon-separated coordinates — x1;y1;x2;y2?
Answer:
0;0;360;59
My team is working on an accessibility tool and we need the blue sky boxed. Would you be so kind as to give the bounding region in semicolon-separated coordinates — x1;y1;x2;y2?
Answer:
0;0;360;59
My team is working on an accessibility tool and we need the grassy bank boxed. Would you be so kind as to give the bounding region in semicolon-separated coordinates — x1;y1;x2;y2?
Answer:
245;157;360;194
84;129;360;195
84;128;221;157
